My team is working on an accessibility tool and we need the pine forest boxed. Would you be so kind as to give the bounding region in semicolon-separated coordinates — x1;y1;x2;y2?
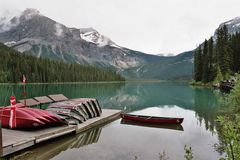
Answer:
0;43;125;83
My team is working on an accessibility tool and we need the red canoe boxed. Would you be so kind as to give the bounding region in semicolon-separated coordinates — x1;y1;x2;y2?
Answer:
0;103;66;129
121;113;184;124
0;107;45;129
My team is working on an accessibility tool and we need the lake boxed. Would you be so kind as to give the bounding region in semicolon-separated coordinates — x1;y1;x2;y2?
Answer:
0;82;222;160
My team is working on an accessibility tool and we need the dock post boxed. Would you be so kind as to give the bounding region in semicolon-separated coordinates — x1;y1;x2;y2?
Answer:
0;122;2;157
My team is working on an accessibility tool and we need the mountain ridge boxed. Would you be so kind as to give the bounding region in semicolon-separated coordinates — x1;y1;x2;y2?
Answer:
0;8;194;80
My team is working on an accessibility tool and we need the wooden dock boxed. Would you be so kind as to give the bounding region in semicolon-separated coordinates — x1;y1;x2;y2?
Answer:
0;109;122;157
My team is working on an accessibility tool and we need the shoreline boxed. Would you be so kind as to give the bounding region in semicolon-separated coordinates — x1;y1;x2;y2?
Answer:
0;80;191;85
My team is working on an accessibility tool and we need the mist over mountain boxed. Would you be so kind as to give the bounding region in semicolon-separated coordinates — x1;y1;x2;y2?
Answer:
0;8;195;80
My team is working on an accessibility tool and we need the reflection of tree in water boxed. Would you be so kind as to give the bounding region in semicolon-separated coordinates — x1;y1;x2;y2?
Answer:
102;82;195;110
193;87;220;133
9;127;102;160
0;83;124;106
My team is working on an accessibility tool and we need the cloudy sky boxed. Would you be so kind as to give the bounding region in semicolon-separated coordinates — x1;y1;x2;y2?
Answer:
1;0;240;55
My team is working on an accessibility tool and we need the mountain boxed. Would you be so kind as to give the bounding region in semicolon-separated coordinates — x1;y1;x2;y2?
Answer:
0;43;125;83
0;8;194;80
213;16;240;40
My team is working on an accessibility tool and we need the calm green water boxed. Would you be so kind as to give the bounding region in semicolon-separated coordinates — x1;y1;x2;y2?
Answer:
1;82;222;160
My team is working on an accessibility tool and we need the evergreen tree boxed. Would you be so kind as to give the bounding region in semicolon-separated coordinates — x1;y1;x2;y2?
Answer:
194;47;203;81
202;40;209;83
216;25;231;78
208;37;215;81
0;43;125;83
194;26;240;83
230;32;240;72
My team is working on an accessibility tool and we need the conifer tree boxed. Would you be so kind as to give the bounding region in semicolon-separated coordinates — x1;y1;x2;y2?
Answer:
202;40;209;83
208;37;214;81
216;25;231;78
0;43;125;83
194;47;203;81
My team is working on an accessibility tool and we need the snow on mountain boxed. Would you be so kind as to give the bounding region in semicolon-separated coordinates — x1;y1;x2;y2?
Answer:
4;41;16;46
0;8;142;70
221;16;240;33
55;23;64;37
214;16;240;40
0;8;194;80
80;28;121;48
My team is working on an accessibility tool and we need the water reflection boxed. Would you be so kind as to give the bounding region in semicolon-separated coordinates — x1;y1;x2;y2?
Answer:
192;87;220;133
9;127;102;160
48;107;220;160
101;82;195;110
0;83;124;106
0;82;220;133
0;82;222;160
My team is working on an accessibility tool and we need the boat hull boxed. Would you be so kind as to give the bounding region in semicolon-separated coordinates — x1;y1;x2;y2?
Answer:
120;119;184;131
0;108;45;129
121;113;184;124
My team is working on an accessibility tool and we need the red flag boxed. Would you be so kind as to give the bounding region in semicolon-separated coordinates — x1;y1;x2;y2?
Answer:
10;96;16;105
22;75;26;84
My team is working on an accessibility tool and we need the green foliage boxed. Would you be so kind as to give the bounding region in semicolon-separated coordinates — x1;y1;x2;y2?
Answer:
221;74;240;111
217;116;240;160
0;43;125;83
216;25;231;77
194;47;203;81
230;32;240;72
202;39;210;83
194;25;240;83
217;76;240;160
214;66;224;84
159;151;169;160
184;145;194;160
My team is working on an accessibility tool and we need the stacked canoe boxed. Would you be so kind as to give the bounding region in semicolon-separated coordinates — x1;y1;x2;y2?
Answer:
46;98;102;125
0;94;102;129
0;103;65;129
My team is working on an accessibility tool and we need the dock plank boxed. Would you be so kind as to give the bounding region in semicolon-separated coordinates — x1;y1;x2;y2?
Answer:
1;109;122;157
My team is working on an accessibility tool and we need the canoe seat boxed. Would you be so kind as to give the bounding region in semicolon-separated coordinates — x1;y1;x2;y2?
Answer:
19;98;40;107
34;96;53;104
48;94;68;102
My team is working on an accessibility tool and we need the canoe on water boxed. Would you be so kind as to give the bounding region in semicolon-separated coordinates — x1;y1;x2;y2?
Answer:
121;113;184;124
120;119;184;131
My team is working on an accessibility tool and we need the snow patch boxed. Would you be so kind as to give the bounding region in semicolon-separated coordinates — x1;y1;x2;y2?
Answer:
80;29;121;49
37;45;42;58
4;41;16;46
55;23;63;37
225;21;232;25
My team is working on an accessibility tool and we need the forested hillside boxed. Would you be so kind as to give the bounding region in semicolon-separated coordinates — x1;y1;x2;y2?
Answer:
0;43;125;83
194;25;240;83
0;9;194;81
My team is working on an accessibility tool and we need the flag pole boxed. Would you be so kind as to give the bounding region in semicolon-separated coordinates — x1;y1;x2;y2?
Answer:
22;75;27;106
24;83;26;106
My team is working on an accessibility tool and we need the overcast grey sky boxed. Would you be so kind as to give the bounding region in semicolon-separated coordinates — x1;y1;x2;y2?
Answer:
1;0;240;55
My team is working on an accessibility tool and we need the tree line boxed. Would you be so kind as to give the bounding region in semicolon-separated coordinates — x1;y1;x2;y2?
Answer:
194;25;240;83
0;43;125;83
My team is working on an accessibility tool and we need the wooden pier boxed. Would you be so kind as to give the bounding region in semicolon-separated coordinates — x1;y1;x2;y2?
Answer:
0;109;122;157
